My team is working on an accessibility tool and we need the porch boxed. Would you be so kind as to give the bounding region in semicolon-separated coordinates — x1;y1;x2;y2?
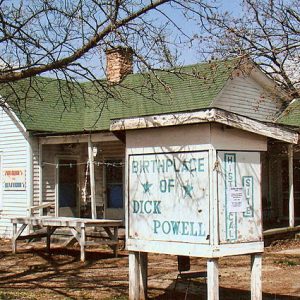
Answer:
262;140;300;229
33;132;125;222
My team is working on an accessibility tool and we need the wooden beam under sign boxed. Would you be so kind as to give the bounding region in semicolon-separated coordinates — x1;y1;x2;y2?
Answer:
110;109;214;131
214;110;298;144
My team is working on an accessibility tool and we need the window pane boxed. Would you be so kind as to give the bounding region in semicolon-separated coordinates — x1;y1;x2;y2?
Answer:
59;160;77;208
107;184;123;208
106;160;123;182
106;160;123;209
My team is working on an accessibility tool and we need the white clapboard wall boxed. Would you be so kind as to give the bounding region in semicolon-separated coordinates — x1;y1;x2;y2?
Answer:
0;108;31;237
212;75;283;122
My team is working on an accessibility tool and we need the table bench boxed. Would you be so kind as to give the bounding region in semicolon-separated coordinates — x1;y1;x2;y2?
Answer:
11;216;123;262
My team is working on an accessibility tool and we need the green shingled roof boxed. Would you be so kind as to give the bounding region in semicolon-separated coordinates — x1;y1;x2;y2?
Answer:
2;59;237;134
276;99;300;127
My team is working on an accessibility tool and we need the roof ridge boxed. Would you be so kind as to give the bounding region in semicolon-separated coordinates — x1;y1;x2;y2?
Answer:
33;57;241;83
3;58;239;133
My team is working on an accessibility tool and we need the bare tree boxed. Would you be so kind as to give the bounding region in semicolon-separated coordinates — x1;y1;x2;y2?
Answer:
0;0;218;111
206;0;300;99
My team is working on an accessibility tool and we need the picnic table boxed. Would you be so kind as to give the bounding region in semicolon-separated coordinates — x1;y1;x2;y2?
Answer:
11;216;123;262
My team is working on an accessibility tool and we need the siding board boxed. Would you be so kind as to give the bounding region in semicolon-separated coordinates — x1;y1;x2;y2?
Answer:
0;108;29;236
213;76;284;122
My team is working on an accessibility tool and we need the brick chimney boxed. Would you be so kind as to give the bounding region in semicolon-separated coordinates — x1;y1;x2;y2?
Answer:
106;47;133;83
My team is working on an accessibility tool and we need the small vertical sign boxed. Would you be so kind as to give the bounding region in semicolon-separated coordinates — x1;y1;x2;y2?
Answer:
243;176;254;217
224;153;237;241
219;151;261;244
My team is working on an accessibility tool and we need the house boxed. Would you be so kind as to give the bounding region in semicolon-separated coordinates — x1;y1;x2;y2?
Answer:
0;47;299;237
273;99;300;225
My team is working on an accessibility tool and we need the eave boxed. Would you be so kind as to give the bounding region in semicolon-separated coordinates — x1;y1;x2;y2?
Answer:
110;108;299;144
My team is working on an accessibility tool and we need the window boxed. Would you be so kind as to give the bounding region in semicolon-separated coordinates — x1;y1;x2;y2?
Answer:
105;160;123;209
58;159;77;208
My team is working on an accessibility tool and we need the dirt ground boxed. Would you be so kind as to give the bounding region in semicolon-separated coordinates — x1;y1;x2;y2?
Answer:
0;238;299;300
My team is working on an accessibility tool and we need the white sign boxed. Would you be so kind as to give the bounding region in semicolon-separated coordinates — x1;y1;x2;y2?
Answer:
3;168;26;191
227;187;246;213
129;151;210;244
218;151;262;243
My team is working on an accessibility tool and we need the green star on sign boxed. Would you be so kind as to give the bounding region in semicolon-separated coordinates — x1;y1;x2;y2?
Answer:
183;183;193;198
142;181;152;193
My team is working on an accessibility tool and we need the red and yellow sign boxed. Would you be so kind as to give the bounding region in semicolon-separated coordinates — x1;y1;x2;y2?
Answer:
3;169;26;191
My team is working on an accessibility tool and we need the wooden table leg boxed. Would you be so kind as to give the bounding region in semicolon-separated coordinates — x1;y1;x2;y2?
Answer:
12;223;27;254
12;223;17;254
113;226;118;258
46;226;51;253
104;226;119;257
80;223;86;262
46;226;57;253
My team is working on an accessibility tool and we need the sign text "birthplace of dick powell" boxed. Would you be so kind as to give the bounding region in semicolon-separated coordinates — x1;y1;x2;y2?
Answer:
129;151;210;244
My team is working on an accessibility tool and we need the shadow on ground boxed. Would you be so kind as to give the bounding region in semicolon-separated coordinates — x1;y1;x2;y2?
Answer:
150;282;300;300
0;241;299;300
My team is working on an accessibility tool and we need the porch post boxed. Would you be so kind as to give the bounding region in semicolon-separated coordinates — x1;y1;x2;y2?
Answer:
288;144;294;227
88;136;97;219
38;143;43;217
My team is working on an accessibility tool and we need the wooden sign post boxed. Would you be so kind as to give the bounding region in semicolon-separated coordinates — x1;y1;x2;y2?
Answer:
115;121;265;300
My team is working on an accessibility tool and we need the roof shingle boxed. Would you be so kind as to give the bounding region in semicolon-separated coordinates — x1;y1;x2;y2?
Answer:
2;59;237;133
276;99;300;127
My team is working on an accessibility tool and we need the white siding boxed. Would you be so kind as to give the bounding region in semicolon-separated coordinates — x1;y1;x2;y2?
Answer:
212;76;284;122
41;144;59;205
0;108;30;237
32;138;40;209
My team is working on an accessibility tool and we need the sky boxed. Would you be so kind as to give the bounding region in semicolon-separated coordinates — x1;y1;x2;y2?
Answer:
29;0;244;80
84;0;245;78
178;0;243;65
221;0;243;14
0;0;245;80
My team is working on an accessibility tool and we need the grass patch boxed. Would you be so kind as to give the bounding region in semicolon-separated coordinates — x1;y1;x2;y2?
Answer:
0;292;15;300
274;259;299;266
